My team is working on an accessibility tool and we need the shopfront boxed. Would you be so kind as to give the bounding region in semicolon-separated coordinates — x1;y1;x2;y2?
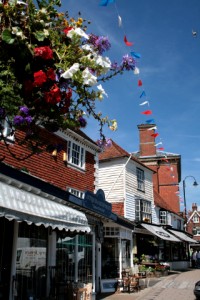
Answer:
134;222;195;270
0;175;91;300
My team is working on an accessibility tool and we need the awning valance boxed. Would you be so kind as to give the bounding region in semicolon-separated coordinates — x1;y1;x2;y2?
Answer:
141;223;180;242
168;229;198;243
0;182;90;233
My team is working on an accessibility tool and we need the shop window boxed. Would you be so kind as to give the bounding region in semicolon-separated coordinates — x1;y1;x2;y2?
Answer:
56;234;93;284
159;210;167;225
67;187;85;199
15;223;48;299
103;227;120;237
136;168;145;192
67;140;85;169
135;198;151;222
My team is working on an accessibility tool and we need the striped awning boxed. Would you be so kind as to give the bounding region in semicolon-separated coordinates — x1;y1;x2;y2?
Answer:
141;223;180;242
168;229;198;243
0;181;90;233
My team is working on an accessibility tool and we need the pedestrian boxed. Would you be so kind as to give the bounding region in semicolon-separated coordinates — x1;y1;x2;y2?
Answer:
196;250;200;268
191;250;197;268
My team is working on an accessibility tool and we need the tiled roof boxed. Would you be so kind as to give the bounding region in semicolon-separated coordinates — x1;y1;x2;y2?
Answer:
99;140;153;171
154;189;175;213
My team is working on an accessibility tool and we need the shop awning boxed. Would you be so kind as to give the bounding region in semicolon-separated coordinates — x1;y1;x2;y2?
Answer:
0;182;90;233
141;223;180;242
168;229;198;243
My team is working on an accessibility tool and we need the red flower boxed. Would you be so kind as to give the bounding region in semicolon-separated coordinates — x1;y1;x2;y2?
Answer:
34;46;53;60
63;27;73;35
46;68;56;81
44;84;61;104
33;70;47;87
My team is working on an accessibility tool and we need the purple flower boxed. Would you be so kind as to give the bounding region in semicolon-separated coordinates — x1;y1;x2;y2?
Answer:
97;138;112;149
78;117;87;128
121;54;135;71
25;116;33;124
20;106;29;115
13;115;24;126
88;34;111;54
111;61;121;71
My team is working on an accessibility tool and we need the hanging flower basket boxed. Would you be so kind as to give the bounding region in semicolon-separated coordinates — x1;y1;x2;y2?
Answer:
0;0;136;155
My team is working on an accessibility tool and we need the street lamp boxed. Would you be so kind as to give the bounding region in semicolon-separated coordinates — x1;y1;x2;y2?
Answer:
183;176;198;230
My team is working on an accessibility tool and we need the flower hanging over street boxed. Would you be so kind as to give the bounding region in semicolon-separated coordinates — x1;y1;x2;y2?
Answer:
0;0;136;155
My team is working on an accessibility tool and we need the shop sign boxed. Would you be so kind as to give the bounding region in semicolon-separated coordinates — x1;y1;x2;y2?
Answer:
83;189;112;218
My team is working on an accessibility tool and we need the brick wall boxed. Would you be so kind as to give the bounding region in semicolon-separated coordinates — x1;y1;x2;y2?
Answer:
0;128;95;193
112;202;124;217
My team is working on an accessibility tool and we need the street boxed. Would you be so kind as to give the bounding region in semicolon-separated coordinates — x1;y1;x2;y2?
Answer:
97;269;200;300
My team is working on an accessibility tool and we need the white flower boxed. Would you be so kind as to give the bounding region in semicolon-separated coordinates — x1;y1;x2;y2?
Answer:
67;28;89;40
12;27;26;39
95;55;111;73
61;63;80;79
109;119;118;131
82;68;97;86
82;44;94;52
97;84;108;98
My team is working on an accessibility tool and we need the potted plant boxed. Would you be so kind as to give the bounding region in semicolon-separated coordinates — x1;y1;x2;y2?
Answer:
154;263;169;277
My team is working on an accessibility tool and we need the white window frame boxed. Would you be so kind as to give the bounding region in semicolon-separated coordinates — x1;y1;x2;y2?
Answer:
135;198;151;222
67;140;86;170
136;168;145;192
159;210;167;225
193;215;199;223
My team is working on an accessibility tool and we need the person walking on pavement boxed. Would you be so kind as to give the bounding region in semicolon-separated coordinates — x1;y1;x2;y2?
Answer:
192;250;197;268
196;250;200;268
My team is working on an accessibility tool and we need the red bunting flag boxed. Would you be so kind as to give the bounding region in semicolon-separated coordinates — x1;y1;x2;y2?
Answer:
157;147;164;150
124;35;133;46
151;133;159;138
138;79;143;86
141;110;152;115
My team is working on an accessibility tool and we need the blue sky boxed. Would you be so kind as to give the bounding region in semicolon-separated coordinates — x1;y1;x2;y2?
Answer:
62;0;200;212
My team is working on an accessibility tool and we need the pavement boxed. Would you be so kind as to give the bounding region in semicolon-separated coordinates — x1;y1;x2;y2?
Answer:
96;269;200;300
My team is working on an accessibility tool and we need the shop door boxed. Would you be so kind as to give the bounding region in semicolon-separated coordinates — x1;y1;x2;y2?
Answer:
0;218;14;299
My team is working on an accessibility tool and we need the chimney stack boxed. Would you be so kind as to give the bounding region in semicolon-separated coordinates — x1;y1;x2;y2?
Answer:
137;124;157;157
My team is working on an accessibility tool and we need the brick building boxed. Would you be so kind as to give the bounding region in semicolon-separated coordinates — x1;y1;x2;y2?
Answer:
133;124;181;214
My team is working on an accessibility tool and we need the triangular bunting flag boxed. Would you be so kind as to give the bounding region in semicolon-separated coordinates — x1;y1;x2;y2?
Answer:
157;147;164;150
133;67;140;75
139;91;146;98
130;51;141;59
124;35;133;46
138;79;143;86
148;126;157;130
118;15;122;27
99;0;114;5
139;101;149;106
141;110;152;115
151;133;159;138
146;119;155;124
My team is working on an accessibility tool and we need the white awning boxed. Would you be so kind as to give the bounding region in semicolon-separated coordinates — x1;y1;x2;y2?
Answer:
0;182;90;233
168;229;198;243
141;223;180;242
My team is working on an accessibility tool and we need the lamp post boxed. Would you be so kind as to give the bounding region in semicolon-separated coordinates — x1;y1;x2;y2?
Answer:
183;176;198;230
